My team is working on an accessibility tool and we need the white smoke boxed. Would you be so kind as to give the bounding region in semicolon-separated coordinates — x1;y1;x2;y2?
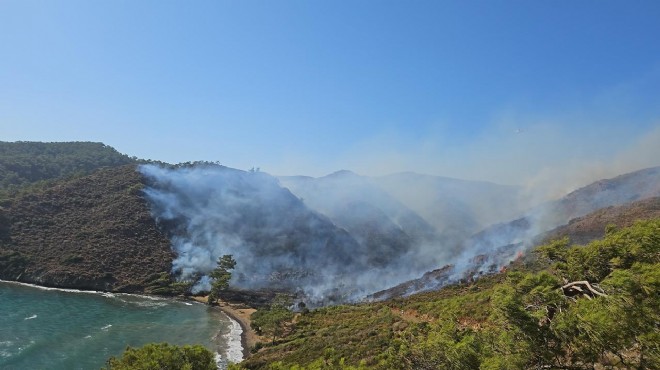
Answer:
140;163;446;303
140;160;660;304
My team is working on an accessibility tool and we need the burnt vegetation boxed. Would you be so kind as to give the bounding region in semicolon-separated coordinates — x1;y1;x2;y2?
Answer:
234;219;660;369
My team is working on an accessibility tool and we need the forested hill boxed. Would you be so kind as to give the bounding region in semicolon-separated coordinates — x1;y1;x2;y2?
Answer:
0;164;175;293
0;142;181;293
0;141;135;199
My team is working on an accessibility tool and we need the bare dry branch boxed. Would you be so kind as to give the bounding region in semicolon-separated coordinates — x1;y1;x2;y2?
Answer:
561;280;608;298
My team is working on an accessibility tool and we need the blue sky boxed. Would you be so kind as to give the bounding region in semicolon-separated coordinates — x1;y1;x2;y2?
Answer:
1;1;659;185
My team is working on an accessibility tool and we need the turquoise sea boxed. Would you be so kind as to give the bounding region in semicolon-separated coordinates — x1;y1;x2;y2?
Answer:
0;281;241;369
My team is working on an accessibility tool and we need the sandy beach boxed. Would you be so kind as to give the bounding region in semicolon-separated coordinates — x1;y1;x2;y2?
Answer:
191;296;264;359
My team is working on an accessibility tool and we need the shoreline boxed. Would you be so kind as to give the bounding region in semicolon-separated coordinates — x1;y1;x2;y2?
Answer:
192;296;262;360
0;280;258;362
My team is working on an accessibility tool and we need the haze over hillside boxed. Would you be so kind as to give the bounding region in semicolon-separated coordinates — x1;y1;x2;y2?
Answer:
142;164;473;303
1;142;659;307
140;159;660;304
373;166;660;299
280;171;524;252
460;165;660;269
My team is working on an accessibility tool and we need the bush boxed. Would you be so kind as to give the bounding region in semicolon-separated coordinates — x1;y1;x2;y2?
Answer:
103;342;216;370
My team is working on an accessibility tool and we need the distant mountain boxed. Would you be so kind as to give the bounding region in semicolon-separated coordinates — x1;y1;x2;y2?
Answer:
466;166;660;257
539;196;660;246
279;171;443;264
280;170;524;261
374;172;524;239
454;166;660;268
371;166;660;299
540;165;660;226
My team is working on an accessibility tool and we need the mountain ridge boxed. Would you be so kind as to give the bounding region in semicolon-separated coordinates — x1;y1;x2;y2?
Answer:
369;168;660;300
1;141;658;305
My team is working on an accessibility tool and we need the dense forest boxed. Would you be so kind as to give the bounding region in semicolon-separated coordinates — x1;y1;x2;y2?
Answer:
0;165;176;292
233;219;659;369
0;142;177;293
0;141;135;200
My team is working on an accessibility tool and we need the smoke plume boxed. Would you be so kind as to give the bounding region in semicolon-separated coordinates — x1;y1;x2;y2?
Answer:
140;161;660;304
140;164;450;303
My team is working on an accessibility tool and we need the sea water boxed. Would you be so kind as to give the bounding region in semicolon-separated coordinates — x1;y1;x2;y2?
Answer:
0;281;242;369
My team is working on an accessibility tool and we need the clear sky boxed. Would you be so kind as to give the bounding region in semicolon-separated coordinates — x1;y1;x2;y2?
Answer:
1;1;660;186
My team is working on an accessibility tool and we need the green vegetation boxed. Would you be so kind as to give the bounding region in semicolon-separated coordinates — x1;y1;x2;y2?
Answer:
235;219;660;369
0;165;174;292
0;141;135;201
143;272;195;296
251;294;295;344
103;342;216;370
207;254;236;304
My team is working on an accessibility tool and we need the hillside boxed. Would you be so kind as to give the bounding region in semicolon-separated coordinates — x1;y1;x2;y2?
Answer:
234;219;660;369
448;166;660;283
368;168;660;301
0;141;135;199
374;172;524;237
0;142;657;369
0;165;175;292
140;164;525;304
370;196;660;301
279;171;444;265
541;166;660;227
2;146;656;305
141;164;430;304
280;171;523;251
540;196;660;245
0;150;524;301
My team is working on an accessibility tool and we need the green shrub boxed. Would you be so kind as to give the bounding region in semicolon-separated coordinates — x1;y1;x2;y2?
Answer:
103;342;216;370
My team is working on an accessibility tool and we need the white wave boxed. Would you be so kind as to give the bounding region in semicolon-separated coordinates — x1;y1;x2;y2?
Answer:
113;293;174;308
115;292;169;301
0;279;171;308
223;314;243;364
84;335;92;339
0;340;27;359
101;324;112;331
17;340;35;352
118;299;169;308
24;314;37;320
214;352;224;369
0;341;17;358
0;279;105;295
